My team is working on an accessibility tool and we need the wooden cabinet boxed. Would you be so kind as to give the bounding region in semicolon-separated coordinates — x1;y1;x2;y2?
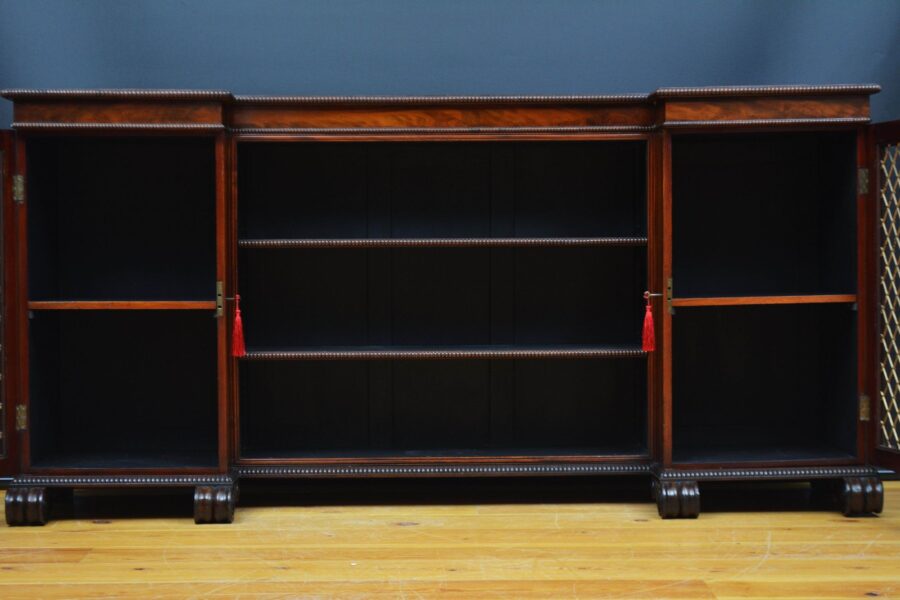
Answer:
1;86;897;524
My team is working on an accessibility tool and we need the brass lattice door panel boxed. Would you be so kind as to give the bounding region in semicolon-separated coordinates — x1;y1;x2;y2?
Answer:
879;139;900;457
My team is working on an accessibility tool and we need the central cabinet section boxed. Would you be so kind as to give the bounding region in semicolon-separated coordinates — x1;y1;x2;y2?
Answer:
236;140;648;459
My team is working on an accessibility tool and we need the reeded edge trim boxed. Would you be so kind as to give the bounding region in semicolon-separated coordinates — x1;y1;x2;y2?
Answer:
1;89;231;100
242;348;648;360
0;85;879;103
663;117;870;128
12;122;225;130
12;475;234;487
653;84;880;98
234;94;650;104
237;463;652;477
655;466;878;481
232;126;655;134
238;237;649;249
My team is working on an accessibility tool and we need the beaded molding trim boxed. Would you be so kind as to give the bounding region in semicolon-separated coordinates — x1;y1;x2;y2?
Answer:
663;117;870;128
238;463;652;477
0;86;879;103
233;125;655;135
238;237;648;249
653;84;881;98
11;122;225;130
242;347;647;361
234;94;649;104
12;474;234;487
1;89;231;100
655;466;879;482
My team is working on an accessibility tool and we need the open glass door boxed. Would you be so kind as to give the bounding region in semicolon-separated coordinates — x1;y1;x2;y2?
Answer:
874;120;900;473
0;130;15;479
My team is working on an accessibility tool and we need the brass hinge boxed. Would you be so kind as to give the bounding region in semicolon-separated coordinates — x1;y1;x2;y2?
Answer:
858;168;870;195
12;174;25;205
15;405;27;431
666;277;674;315
859;394;871;422
215;281;224;318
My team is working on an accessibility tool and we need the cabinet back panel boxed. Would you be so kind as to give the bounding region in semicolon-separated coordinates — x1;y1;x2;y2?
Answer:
238;143;369;239
238;247;644;348
672;132;856;297
238;249;369;347
240;358;646;457
672;304;857;462
238;141;646;239
29;311;218;468
514;359;646;449
27;137;216;301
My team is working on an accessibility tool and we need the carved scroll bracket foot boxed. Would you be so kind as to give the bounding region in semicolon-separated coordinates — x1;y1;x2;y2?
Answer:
841;476;883;517
194;485;236;524
5;487;49;526
653;479;700;519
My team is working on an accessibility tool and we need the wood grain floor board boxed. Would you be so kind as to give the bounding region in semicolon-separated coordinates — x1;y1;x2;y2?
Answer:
0;481;896;599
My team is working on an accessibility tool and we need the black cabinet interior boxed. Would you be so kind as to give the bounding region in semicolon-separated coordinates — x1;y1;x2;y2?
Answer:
237;140;649;459
238;141;646;239
672;131;857;298
238;246;646;348
29;310;218;468
672;304;857;463
240;358;647;457
27;136;216;301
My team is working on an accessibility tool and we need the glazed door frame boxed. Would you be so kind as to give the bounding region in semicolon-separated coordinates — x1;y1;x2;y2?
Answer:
872;120;900;473
9;129;230;476
0;130;16;479
661;125;871;470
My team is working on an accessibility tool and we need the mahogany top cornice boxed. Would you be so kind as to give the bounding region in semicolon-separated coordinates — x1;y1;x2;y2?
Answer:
1;85;881;132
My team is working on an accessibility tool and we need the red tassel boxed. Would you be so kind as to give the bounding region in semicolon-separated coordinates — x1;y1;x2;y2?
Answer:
232;294;246;358
642;294;655;352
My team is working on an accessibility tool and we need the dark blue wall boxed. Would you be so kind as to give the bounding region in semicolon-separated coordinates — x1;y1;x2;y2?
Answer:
1;0;898;125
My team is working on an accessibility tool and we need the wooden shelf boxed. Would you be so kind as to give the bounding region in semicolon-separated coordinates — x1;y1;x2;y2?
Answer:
238;237;648;249
241;345;647;361
670;294;857;308
28;300;217;311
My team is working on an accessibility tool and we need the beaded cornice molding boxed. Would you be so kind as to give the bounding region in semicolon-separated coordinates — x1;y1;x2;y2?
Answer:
10;122;225;130
233;94;651;104
1;85;880;104
653;84;881;98
0;89;231;100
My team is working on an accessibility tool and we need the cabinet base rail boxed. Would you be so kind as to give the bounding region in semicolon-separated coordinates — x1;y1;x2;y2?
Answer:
3;467;886;525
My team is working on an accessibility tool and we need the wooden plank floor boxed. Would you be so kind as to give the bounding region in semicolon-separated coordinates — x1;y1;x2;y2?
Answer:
0;480;897;599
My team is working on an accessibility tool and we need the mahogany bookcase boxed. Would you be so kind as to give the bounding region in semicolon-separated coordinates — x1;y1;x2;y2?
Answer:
0;86;898;524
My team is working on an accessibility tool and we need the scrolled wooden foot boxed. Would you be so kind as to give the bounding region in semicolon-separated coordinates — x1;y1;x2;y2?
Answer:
5;487;49;526
194;485;236;524
655;480;700;519
841;476;883;516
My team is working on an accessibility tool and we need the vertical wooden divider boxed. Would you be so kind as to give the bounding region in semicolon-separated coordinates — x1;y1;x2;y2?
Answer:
215;133;229;471
660;131;673;468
